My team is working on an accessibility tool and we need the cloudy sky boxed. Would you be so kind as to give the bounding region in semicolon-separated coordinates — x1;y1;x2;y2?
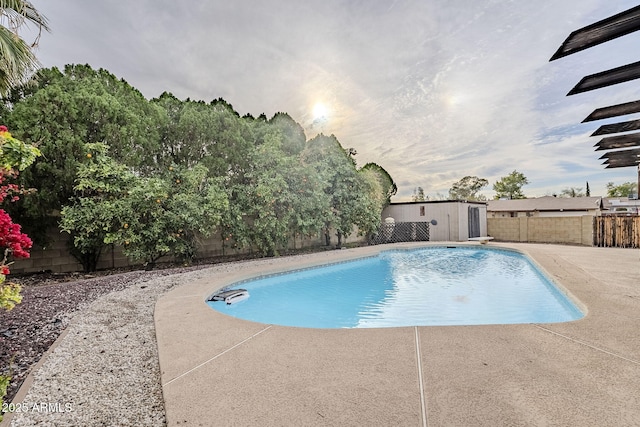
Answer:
26;0;640;200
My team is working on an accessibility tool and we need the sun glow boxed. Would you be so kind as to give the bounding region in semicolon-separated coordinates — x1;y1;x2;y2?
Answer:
445;93;464;107
312;102;328;120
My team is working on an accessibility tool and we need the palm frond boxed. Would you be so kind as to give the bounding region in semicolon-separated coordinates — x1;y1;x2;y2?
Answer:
0;25;38;95
0;0;50;46
0;0;48;94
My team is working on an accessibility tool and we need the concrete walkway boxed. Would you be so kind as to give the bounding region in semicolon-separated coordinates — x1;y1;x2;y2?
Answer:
155;243;640;426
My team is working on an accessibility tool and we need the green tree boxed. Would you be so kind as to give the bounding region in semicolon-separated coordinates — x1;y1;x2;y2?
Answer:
449;176;488;200
268;112;306;155
303;134;366;247
586;181;590;197
2;65;164;241
105;164;228;268
0;0;49;96
606;181;637;197
286;158;331;249
493;170;529;200
355;167;387;236
355;163;398;238
59;143;134;272
222;123;332;256
61;143;229;270
360;163;397;206
151;93;255;260
242;129;297;256
559;187;584;198
215;115;315;256
214;112;312;255
151;93;253;178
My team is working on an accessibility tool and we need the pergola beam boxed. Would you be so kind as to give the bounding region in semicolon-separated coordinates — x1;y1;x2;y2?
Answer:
550;5;640;60
567;61;640;95
603;161;640;169
594;133;640;150
598;147;640;160
583;100;640;122
604;163;639;169
591;118;640;136
551;5;640;188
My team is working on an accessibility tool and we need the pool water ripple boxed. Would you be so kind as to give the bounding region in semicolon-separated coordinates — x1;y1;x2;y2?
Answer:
207;247;584;328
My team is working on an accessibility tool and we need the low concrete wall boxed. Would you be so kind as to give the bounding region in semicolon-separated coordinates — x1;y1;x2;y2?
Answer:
11;227;366;274
487;216;593;246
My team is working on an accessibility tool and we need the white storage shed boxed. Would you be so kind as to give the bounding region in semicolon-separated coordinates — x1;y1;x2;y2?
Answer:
381;200;488;242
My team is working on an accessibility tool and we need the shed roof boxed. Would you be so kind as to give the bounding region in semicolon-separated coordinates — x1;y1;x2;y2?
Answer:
389;200;487;206
487;196;602;212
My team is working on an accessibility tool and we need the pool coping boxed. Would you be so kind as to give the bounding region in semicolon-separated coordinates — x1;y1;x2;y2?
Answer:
155;242;640;426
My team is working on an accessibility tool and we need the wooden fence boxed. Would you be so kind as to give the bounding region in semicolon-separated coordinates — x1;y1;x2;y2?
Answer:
593;215;640;248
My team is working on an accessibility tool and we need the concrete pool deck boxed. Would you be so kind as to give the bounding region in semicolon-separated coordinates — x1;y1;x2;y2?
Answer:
155;242;640;426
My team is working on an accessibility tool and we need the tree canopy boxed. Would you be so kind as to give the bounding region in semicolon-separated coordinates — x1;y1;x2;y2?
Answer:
449;176;488;201
303;134;373;247
606;181;637;197
360;163;397;206
558;187;585;198
1;64;396;265
2;65;165;239
493;170;529;200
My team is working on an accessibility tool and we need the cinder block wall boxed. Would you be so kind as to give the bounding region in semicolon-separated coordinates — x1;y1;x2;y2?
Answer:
487;216;593;246
11;227;365;274
528;217;579;244
581;215;593;245
487;218;522;241
12;228;85;273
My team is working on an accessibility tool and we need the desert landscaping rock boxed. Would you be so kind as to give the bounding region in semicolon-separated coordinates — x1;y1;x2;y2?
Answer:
0;264;220;425
1;267;211;406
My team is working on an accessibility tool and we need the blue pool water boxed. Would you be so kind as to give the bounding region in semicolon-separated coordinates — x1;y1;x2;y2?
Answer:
207;247;584;328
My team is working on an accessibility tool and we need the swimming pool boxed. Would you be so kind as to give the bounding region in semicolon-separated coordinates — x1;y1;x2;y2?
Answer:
206;246;584;328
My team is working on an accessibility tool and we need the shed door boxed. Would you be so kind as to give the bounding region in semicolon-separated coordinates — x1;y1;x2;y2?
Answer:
468;207;480;238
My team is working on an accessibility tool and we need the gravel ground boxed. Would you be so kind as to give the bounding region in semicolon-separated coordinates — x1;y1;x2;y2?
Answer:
1;266;213;404
1;264;217;426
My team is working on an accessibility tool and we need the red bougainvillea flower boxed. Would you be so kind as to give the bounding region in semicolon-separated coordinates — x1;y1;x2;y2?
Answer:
0;209;32;258
0;125;8;133
1;265;9;275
